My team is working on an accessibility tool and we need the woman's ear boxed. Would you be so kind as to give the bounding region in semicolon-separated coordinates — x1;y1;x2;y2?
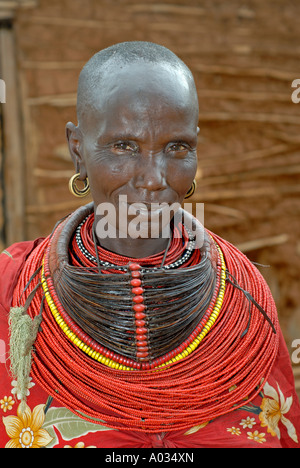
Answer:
65;122;87;180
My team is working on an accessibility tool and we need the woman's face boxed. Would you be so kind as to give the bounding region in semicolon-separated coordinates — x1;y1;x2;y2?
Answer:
68;62;199;239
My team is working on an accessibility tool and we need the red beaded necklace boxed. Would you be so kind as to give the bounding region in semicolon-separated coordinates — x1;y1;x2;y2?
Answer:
11;206;279;433
42;212;218;369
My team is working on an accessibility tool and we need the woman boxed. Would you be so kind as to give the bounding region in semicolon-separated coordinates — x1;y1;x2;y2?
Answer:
0;42;299;448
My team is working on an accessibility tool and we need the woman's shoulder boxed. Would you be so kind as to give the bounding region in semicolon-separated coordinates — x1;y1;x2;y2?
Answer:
0;238;45;312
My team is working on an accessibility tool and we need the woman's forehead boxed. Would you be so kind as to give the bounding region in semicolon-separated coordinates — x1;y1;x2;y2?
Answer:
80;62;198;130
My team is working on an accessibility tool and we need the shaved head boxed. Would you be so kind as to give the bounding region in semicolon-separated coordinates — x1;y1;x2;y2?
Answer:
76;41;198;129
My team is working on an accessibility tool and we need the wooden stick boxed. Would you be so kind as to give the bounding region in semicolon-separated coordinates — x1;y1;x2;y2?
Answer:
26;200;89;215
197;89;290;102
204;203;246;220
33;168;73;179
198;143;294;168
198;111;300;125
264;129;300;145
236;234;289;253
27;93;76;107
0;27;26;244
129;4;205;15
53;144;72;161
193;63;300;82
198;163;300;187
23;15;133;29
196;184;300;201
22;60;85;70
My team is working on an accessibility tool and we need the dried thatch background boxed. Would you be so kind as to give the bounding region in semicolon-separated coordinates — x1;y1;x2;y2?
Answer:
0;0;299;391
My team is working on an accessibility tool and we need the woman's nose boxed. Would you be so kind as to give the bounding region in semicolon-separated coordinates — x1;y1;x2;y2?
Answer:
134;153;167;192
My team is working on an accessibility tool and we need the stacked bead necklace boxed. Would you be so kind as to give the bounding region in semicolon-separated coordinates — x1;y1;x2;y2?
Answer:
41;211;223;370
11;204;279;432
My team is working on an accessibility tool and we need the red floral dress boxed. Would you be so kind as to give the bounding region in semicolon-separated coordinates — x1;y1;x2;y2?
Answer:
0;241;299;448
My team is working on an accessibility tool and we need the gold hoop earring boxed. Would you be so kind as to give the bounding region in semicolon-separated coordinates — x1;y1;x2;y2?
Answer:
184;180;197;199
69;173;90;198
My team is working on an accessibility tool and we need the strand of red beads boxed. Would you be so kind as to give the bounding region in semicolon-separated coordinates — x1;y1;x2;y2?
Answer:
128;263;150;366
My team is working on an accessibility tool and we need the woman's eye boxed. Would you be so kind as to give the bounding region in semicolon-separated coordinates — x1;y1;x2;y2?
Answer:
113;142;137;153
168;143;189;153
